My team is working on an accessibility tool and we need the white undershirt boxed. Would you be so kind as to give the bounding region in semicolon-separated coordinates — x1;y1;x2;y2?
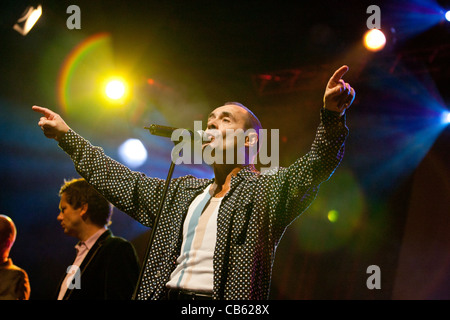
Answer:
166;185;222;292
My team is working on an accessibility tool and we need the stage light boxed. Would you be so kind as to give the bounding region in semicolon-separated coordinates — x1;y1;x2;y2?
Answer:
13;5;42;36
105;79;126;100
118;139;147;168
363;29;386;52
445;10;450;22
442;111;450;124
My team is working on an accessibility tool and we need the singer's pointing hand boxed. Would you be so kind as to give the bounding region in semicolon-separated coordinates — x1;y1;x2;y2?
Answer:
323;65;355;115
32;106;70;141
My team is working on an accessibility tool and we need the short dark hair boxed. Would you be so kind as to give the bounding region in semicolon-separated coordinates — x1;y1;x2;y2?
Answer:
59;178;112;227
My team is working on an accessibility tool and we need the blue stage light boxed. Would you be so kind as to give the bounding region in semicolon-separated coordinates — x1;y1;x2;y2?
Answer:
442;111;450;124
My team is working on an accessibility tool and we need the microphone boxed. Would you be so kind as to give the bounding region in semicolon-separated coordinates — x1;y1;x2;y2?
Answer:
144;124;205;141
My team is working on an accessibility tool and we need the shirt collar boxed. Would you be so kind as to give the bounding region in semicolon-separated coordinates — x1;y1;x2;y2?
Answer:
75;227;107;251
185;165;260;192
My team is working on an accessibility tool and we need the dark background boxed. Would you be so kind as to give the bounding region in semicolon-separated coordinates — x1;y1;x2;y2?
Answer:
0;0;449;300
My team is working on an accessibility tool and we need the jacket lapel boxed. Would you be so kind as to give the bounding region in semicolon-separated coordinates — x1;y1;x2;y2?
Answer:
213;166;258;298
63;229;111;300
79;229;111;273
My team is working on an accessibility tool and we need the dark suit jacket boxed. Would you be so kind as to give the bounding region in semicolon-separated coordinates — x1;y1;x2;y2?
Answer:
60;229;139;300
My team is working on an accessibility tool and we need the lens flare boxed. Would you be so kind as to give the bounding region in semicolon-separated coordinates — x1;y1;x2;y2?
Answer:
118;139;147;168
293;169;366;253
56;32;116;119
327;210;339;223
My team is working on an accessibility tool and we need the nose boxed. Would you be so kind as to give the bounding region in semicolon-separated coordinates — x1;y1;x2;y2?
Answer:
57;212;63;221
207;118;218;130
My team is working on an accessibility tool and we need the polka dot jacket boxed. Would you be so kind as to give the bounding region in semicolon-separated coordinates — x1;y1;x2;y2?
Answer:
58;108;349;300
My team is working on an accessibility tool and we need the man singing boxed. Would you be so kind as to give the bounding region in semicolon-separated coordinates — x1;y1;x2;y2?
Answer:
32;65;355;300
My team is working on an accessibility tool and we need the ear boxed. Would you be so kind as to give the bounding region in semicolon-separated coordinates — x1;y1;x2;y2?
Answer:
79;203;89;219
245;131;258;148
0;239;12;252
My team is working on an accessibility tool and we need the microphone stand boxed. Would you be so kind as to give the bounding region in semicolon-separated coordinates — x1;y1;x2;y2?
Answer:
131;136;179;300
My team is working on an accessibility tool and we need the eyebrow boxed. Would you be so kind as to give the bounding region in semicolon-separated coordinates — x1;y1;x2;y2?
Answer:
208;111;236;121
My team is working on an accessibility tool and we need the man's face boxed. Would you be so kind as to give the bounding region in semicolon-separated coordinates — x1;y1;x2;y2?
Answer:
57;193;84;238
204;104;249;153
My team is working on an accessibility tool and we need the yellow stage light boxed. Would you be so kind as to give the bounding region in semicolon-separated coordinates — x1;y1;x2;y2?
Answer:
105;79;126;100
363;29;386;52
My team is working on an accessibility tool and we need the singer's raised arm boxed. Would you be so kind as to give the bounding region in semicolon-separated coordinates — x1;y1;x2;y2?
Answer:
31;64;355;300
31;106;187;227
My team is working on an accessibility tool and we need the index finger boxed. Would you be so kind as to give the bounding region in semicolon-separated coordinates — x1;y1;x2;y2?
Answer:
330;65;349;83
32;105;55;117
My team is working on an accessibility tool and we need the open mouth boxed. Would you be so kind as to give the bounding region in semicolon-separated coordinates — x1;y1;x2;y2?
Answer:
202;132;215;146
202;139;214;149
